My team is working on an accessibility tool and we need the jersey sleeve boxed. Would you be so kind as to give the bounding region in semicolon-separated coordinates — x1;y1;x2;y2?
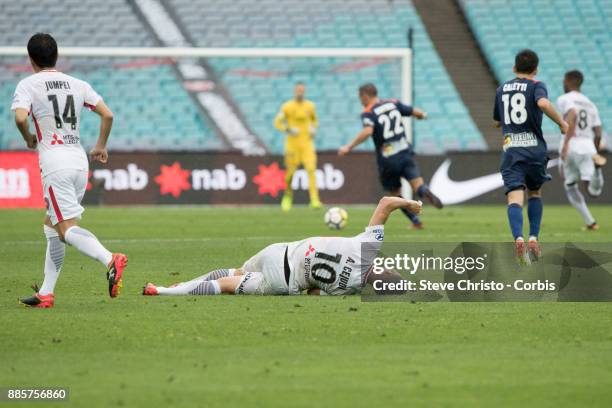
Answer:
83;82;102;110
556;95;573;116
11;80;32;112
534;82;548;103
395;101;413;117
357;225;385;243
493;91;500;122
361;111;375;128
593;105;602;127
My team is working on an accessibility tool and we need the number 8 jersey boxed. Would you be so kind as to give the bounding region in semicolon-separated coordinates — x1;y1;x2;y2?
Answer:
493;78;548;157
11;69;102;177
286;225;385;295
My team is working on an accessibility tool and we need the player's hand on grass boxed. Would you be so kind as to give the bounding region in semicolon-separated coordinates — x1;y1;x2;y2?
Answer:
338;144;351;156
90;145;108;164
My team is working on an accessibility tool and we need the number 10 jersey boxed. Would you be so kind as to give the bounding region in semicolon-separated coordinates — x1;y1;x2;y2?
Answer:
286;225;385;295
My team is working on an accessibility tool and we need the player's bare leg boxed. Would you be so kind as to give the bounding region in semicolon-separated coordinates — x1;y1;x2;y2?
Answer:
388;187;423;229
410;177;443;209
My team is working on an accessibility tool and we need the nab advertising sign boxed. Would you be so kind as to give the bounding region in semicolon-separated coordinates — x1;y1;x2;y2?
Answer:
1;151;610;208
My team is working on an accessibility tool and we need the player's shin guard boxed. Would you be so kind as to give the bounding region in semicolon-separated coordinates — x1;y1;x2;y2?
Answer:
156;280;221;295
565;184;596;226
527;197;543;239
39;225;65;296
64;226;113;267
507;203;524;240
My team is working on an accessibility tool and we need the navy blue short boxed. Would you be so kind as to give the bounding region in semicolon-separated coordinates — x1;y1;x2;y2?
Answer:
377;152;421;191
500;153;551;194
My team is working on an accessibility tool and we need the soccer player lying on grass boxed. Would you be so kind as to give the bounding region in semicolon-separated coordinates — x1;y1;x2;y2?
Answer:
142;196;421;296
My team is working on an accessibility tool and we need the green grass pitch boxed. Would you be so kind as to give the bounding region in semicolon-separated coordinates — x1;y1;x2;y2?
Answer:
1;205;612;407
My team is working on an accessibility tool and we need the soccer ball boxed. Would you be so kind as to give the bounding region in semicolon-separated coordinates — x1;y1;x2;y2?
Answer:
324;207;348;230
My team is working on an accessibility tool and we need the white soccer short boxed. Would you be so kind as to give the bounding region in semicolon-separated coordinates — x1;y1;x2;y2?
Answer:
240;243;289;295
42;169;88;225
562;153;595;185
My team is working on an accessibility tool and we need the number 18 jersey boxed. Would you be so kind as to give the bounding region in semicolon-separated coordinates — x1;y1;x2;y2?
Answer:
493;78;548;158
286;225;384;295
11;69;102;177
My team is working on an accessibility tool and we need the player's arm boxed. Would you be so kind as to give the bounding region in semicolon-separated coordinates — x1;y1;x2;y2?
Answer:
560;108;577;160
309;103;319;136
368;196;422;227
594;126;603;152
397;102;427;120
538;98;568;134
14;108;37;149
493;91;501;128
273;105;287;132
339;126;373;155
89;100;114;164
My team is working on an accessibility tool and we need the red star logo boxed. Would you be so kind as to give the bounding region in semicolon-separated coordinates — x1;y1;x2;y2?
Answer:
154;162;191;198
252;162;286;197
305;244;315;257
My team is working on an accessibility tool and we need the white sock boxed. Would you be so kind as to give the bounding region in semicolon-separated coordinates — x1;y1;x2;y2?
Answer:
64;226;113;267
39;225;65;295
157;280;221;296
588;168;604;196
565;184;595;225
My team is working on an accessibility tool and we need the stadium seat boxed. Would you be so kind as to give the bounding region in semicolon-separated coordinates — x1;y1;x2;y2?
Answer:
461;0;611;148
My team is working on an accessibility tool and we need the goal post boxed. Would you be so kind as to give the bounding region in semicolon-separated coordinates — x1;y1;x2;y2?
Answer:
0;46;413;153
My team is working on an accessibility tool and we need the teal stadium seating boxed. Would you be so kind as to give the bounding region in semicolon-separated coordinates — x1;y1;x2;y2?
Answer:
461;0;611;146
0;0;486;153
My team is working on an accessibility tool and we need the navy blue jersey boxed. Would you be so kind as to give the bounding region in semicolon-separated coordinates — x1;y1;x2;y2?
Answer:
493;78;548;156
361;99;413;161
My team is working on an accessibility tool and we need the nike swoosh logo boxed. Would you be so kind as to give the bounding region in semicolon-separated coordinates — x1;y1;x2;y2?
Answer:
430;158;559;205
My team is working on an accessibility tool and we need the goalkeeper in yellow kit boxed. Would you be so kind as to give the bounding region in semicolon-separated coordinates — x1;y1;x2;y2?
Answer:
274;82;321;211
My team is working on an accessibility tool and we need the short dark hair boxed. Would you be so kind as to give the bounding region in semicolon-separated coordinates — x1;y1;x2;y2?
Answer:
514;49;539;74
27;33;58;68
359;83;377;97
564;70;584;88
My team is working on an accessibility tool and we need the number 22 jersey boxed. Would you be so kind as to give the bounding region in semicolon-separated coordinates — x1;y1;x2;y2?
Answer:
11;69;102;177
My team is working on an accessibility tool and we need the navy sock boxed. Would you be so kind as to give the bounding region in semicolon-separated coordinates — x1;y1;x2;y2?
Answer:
507;203;523;240
401;207;421;225
416;184;428;198
527;197;543;239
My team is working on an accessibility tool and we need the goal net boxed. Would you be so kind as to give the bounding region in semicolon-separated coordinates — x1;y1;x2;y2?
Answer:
0;47;412;155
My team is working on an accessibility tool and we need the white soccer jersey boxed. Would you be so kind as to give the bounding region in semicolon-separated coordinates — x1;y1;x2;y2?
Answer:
286;225;384;295
11;69;102;177
557;91;602;155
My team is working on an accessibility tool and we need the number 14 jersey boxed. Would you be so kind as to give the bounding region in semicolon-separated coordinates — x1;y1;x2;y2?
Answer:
286;225;385;295
11;69;102;177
